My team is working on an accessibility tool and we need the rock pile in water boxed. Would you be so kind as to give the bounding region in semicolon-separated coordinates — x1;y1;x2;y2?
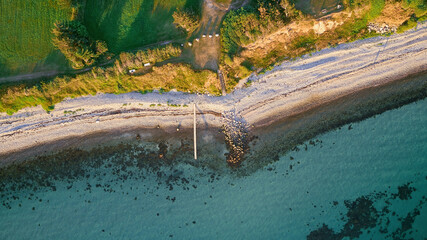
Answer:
221;111;250;167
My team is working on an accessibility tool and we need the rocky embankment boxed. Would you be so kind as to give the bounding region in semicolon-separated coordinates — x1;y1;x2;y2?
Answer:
221;111;250;166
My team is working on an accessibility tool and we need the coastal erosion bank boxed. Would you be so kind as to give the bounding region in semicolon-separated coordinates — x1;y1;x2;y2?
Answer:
0;23;426;167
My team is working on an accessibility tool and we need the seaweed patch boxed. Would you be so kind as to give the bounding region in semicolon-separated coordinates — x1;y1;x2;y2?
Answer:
0;141;222;210
307;182;426;240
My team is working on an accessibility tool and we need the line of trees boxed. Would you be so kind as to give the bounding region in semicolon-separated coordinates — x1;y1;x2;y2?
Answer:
115;44;182;73
52;20;108;69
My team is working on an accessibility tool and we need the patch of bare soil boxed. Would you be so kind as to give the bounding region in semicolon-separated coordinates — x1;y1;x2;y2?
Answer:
373;2;412;27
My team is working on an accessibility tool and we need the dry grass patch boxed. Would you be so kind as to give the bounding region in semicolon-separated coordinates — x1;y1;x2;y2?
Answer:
0;63;220;114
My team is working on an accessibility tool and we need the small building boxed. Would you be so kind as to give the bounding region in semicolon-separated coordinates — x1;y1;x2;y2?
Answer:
202;34;206;38
144;63;151;67
195;38;199;42
188;42;192;47
129;69;136;73
208;35;212;38
215;33;219;37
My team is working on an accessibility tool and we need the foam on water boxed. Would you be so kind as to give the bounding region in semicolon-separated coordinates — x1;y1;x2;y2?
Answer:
0;98;426;239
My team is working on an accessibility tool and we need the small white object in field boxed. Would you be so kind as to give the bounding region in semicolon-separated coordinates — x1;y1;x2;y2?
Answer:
188;42;192;46
195;38;199;42
337;4;342;9
96;119;100;123
144;63;150;67
181;43;184;47
209;35;212;38
129;69;136;73
202;34;206;38
215;33;219;37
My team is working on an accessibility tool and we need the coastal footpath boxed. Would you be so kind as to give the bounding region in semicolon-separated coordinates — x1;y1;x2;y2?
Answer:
0;22;426;165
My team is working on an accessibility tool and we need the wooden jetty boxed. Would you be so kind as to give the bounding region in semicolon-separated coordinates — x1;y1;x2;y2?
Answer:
194;103;197;160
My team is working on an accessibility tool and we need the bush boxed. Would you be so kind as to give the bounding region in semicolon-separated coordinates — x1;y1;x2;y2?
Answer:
52;20;108;69
221;0;293;55
279;0;299;18
221;8;261;55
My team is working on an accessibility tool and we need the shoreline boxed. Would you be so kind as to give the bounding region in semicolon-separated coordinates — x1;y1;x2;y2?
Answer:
243;72;427;173
1;23;426;166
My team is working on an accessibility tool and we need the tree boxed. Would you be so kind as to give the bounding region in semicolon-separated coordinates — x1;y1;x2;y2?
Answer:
52;21;108;69
172;9;200;35
279;0;298;18
95;40;108;56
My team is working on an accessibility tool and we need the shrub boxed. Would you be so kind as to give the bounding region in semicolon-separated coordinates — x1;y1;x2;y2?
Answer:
221;8;261;55
279;0;299;18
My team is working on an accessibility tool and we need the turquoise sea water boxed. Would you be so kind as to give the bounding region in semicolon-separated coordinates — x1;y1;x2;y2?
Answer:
0;98;426;239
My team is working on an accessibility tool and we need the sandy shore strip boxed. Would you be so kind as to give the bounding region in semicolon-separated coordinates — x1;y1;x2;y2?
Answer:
1;22;426;163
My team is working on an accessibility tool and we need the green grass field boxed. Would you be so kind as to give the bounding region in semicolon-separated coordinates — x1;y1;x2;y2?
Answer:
82;0;201;53
0;0;74;77
0;0;201;77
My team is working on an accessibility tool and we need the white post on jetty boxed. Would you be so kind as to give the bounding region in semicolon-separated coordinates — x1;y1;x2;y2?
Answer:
193;103;197;160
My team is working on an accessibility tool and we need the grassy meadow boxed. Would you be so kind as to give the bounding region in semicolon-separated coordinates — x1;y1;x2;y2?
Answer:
0;0;74;77
0;0;202;77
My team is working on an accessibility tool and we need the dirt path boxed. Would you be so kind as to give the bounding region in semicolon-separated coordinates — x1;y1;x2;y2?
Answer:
218;70;227;95
190;0;229;70
189;0;249;94
0;71;61;83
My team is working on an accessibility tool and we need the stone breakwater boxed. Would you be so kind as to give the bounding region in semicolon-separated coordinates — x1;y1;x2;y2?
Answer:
221;111;250;166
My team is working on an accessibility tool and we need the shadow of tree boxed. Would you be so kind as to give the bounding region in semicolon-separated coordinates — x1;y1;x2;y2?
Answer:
184;0;203;15
0;58;11;78
83;0;202;53
120;0;181;51
82;0;128;53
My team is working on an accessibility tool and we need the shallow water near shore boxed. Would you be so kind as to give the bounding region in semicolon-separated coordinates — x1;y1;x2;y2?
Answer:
1;95;427;239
